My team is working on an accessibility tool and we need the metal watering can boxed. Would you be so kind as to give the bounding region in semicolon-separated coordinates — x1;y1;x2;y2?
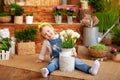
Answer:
83;17;120;47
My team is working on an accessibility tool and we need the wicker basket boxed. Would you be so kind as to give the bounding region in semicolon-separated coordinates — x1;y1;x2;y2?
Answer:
17;42;36;55
0;16;11;23
88;47;108;58
101;38;112;45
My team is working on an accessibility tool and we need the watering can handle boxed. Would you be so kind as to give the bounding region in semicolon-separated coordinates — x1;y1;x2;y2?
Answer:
98;17;120;43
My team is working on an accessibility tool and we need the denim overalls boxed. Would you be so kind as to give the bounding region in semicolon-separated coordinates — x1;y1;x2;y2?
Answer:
46;36;91;74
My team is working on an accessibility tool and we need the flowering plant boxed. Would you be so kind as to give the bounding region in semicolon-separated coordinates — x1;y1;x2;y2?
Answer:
65;7;75;16
60;29;80;48
111;47;120;56
53;6;63;16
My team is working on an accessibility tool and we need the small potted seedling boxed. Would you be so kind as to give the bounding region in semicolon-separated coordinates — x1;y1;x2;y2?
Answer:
25;13;33;24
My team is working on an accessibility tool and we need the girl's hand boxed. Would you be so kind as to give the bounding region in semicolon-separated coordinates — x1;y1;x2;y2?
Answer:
35;59;44;63
72;48;77;57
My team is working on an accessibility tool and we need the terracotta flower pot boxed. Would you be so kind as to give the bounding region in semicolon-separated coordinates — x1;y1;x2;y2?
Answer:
112;54;120;62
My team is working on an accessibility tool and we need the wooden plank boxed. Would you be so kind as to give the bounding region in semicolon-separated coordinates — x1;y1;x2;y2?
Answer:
25;0;61;6
0;65;43;80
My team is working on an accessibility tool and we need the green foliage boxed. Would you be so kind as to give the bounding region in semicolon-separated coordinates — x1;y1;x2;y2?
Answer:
91;43;106;50
0;37;11;53
88;0;105;13
9;3;24;16
111;24;120;42
95;1;119;33
53;6;63;16
0;12;10;16
96;11;118;33
111;47;120;56
0;0;4;12
61;38;75;48
60;30;80;48
65;7;75;16
14;27;37;42
26;13;33;16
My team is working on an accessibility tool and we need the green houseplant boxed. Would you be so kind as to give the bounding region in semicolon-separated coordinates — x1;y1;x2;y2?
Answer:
65;7;75;16
0;37;11;60
14;27;37;55
53;6;63;16
0;12;11;23
14;27;37;42
9;3;24;16
65;7;76;24
9;3;24;24
53;6;63;24
0;37;11;53
88;43;108;58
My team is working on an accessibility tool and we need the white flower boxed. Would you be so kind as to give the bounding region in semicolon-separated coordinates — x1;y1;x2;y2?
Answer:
74;32;80;38
66;29;73;35
60;30;65;36
60;36;64;42
60;29;80;48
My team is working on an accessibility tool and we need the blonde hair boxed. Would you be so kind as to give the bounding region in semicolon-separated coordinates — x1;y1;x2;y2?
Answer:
38;22;52;32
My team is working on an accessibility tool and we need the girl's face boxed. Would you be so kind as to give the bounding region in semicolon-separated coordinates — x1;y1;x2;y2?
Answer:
41;26;55;40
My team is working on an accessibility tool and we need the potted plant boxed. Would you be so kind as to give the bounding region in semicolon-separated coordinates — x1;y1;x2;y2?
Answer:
88;43;109;58
25;13;34;24
53;6;63;24
0;37;11;60
65;7;75;24
0;12;11;23
9;3;24;24
59;29;80;72
110;47;120;61
14;26;37;55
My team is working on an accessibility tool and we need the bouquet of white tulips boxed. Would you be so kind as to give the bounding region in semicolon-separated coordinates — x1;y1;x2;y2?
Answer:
60;29;80;48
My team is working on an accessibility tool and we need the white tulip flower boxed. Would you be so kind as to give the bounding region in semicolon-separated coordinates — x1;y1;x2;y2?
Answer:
60;29;80;48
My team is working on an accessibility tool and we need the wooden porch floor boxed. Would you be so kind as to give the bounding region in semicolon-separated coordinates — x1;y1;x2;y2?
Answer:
0;65;44;80
0;45;120;80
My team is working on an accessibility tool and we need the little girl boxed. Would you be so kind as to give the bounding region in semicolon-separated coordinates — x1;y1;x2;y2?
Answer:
37;22;100;78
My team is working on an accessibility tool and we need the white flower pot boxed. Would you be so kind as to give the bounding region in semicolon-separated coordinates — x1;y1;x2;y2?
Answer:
0;50;10;60
55;16;62;24
67;16;73;24
59;48;75;72
26;16;33;24
0;28;10;38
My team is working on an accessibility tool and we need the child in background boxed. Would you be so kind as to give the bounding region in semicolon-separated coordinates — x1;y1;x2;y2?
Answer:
36;22;100;78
